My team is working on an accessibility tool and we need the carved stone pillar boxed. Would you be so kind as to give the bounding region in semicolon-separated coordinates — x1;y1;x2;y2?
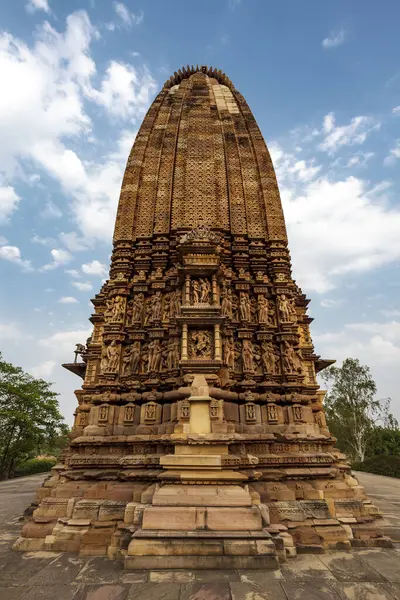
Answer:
214;323;221;361
181;323;188;361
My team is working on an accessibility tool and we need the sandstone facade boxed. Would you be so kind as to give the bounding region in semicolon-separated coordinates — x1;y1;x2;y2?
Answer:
14;66;390;568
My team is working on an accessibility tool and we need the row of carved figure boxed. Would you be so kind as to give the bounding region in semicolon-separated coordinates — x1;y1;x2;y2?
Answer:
103;289;297;327
99;336;304;377
224;338;304;375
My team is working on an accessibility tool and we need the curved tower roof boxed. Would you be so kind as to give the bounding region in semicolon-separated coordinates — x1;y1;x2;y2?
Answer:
114;65;287;244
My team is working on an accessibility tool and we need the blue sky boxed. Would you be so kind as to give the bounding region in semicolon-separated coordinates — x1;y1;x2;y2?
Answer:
0;0;400;424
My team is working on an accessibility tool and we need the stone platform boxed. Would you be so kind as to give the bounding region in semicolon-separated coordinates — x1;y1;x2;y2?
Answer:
1;472;400;599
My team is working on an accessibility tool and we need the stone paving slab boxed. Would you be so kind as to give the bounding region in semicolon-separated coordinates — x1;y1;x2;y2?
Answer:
0;472;400;599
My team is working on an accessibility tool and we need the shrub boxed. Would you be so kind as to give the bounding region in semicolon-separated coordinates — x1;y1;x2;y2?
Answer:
353;455;400;478
14;457;57;477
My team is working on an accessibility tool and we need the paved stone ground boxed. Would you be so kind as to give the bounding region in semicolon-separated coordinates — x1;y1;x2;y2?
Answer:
0;472;400;599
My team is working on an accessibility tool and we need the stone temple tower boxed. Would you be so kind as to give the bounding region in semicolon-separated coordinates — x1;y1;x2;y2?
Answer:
16;66;389;568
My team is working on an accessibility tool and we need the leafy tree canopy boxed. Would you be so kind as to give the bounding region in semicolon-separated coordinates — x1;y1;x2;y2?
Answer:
321;357;398;463
0;352;68;480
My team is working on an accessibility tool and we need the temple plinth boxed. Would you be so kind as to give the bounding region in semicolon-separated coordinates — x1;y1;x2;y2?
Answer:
14;65;390;567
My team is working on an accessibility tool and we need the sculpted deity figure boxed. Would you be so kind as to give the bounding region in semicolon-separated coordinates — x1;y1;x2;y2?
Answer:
104;298;114;321
261;341;277;374
151;291;162;321
107;341;120;373
170;290;181;317
112;296;125;322
167;338;180;370
191;330;211;358
100;345;109;374
223;337;235;370
148;339;162;372
221;286;233;318
131;341;141;374
240;293;251;321
143;302;152;326
200;278;211;303
162;294;171;321
192;280;200;304
258;295;270;324
250;297;258;323
231;292;239;320
122;345;133;376
278;294;293;322
283;341;300;373
242;339;254;372
132;293;144;323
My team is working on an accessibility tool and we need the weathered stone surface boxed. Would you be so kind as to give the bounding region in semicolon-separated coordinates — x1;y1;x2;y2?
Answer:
17;65;385;563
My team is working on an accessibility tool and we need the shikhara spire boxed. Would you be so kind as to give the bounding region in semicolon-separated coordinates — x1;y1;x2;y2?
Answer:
16;67;390;567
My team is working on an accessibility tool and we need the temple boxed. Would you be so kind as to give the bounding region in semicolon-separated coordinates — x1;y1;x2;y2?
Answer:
15;66;390;569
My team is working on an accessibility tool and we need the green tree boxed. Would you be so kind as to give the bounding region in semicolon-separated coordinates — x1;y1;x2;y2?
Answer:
0;352;67;480
321;357;395;463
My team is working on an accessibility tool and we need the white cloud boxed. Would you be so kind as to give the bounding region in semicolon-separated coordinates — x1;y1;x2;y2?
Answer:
38;328;91;354
26;0;50;13
90;61;156;119
0;235;8;244
59;231;88;252
319;113;379;154
272;139;400;294
322;29;346;49
228;0;241;9
65;268;81;278
31;234;55;246
0;185;20;223
58;296;79;304
0;11;156;242
381;309;400;318
40;201;63;219
346;152;374;168
31;359;56;379
392;106;400;115
112;2;144;28
320;298;345;308
0;322;24;341
384;140;400;166
42;248;72;270
0;245;31;270
82;259;107;276
72;281;93;291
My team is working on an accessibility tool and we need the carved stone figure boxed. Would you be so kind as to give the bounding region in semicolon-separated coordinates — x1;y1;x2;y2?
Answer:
151;291;162;321
261;341;277;374
74;343;86;363
131;341;141;374
278;294;292;322
221;286;233;318
191;330;211;358
107;340;120;372
283;341;300;373
258;296;270;324
112;296;125;322
192;279;200;304
132;293;144;323
122;345;134;376
267;404;278;422
250;297;258;323
223;337;235;370
200;278;211;303
242;339;254;372
167;338;180;370
143;302;152;326
171;290;181;317
100;345;109;374
240;293;251;321
148;339;162;372
162;294;171;321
